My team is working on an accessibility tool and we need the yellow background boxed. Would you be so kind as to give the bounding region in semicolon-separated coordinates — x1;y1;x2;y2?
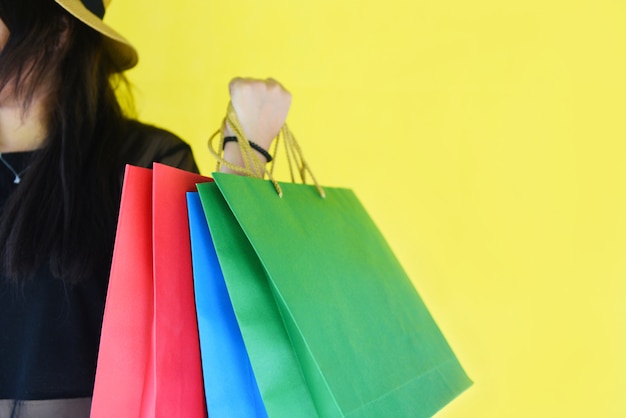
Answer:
108;0;626;416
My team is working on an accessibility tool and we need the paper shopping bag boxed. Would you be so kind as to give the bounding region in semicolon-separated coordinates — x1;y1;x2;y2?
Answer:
151;164;209;418
187;192;268;418
197;173;472;418
90;166;154;418
91;163;209;418
196;184;319;417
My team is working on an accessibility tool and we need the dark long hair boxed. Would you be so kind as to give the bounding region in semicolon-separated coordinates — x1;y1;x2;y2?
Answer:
0;0;130;283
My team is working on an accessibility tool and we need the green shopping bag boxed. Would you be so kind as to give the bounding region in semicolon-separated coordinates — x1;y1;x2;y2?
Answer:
196;173;471;418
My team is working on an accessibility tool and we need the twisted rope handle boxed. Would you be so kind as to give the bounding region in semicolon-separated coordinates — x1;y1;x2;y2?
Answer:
208;102;326;198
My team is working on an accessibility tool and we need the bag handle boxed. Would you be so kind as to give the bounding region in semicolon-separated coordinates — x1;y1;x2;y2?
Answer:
208;102;325;198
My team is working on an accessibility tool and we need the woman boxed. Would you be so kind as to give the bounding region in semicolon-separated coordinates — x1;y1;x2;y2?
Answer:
0;0;291;416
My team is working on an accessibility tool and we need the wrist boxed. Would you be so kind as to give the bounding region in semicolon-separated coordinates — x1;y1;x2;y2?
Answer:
223;136;272;163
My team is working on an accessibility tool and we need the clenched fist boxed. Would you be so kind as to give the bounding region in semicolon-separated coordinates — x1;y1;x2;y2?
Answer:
226;77;292;150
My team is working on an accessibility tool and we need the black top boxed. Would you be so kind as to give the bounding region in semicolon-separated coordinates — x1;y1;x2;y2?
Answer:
0;120;199;401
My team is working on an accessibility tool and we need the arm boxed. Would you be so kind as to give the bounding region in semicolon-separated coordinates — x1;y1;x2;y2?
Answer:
221;78;292;173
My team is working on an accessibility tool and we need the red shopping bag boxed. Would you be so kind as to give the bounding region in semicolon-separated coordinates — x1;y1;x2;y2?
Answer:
91;163;210;418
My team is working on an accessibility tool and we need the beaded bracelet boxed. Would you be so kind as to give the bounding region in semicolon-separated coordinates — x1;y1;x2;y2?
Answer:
223;136;273;163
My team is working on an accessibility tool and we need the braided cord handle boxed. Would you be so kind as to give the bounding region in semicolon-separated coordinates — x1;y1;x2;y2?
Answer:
208;102;325;198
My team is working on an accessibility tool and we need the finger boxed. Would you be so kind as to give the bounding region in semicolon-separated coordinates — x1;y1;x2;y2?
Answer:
267;78;291;95
229;77;243;87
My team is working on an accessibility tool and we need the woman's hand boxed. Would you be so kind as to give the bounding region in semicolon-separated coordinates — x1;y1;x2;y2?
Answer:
225;77;292;150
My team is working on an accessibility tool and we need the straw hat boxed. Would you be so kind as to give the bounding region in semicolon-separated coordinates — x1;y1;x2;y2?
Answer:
54;0;138;70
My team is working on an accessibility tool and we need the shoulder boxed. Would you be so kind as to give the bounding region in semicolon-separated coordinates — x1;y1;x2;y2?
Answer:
120;119;199;173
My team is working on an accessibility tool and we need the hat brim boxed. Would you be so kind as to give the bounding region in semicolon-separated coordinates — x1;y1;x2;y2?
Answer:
55;0;138;70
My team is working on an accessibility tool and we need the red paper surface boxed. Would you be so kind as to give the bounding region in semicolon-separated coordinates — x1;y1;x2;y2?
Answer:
91;166;154;417
152;163;211;418
91;164;211;418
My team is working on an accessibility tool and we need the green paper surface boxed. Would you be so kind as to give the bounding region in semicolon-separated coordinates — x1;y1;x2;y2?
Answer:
197;182;319;417
201;174;472;417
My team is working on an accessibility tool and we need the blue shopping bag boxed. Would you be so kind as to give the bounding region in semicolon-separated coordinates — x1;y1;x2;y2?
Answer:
187;192;268;418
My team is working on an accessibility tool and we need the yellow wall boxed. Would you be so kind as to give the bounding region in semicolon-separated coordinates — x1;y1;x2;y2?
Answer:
107;0;626;416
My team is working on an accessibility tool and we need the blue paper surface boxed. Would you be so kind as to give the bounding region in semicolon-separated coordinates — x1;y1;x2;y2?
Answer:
187;192;268;418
